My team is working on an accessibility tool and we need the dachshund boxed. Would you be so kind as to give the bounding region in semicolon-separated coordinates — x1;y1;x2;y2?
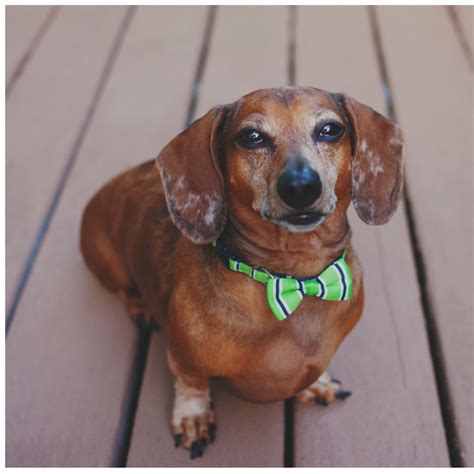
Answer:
80;86;404;459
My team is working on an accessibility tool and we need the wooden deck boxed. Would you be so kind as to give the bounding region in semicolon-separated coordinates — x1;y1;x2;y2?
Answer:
5;6;473;467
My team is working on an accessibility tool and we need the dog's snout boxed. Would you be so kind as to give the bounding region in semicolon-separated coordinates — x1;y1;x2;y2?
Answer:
276;157;322;209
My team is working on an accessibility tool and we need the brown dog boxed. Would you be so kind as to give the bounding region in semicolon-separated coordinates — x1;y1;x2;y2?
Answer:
80;86;403;459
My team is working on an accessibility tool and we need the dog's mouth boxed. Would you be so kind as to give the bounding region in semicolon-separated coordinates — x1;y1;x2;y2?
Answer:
281;211;326;227
261;209;327;231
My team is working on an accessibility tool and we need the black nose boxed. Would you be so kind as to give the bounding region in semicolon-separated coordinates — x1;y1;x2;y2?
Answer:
277;158;322;209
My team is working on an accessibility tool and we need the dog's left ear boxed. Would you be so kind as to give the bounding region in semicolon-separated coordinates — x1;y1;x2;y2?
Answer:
334;94;404;225
156;106;228;244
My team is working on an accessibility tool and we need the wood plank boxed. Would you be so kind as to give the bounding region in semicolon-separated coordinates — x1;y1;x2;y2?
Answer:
197;6;288;108
294;6;449;466
6;6;207;466
5;6;54;85
455;5;473;53
377;6;473;466
128;6;288;467
6;7;126;314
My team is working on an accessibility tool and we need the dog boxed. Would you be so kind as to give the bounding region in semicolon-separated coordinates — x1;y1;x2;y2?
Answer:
80;86;403;459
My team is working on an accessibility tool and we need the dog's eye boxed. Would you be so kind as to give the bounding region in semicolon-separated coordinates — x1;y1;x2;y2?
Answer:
236;129;268;149
316;122;345;142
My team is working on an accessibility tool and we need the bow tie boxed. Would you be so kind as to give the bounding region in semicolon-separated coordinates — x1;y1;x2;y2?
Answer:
212;239;352;321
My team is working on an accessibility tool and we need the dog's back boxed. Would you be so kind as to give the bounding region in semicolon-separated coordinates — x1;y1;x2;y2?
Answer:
80;160;178;324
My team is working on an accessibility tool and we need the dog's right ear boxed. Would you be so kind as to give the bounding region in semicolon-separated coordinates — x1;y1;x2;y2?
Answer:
156;107;228;244
332;93;404;225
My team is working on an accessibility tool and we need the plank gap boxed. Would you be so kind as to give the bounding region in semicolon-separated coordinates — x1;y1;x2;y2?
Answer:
283;398;295;467
5;6;137;336
111;326;153;466
368;6;465;467
287;5;296;86
283;7;297;466
445;6;473;70
184;5;217;128
6;6;60;99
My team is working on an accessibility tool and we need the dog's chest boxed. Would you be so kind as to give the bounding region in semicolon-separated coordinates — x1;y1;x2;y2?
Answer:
226;293;340;362
218;300;341;401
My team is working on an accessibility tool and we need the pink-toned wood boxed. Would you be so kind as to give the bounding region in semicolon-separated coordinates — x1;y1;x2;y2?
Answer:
6;4;462;468
6;7;126;313
378;6;473;466
6;6;207;466
128;6;288;467
294;6;449;466
196;6;287;112
6;6;54;84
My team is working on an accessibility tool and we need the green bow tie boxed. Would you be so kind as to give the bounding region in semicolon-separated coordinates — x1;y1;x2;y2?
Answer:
212;240;352;321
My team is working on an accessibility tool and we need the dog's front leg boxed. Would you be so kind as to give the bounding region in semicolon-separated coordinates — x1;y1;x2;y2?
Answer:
167;350;216;459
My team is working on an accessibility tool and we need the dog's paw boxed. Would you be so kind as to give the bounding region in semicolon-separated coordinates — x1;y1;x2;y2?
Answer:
132;313;160;331
171;382;216;459
296;371;351;406
117;289;160;330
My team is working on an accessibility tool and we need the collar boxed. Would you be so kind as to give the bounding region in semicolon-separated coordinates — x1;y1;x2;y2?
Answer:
211;237;353;320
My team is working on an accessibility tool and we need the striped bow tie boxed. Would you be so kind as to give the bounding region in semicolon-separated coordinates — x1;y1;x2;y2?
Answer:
212;239;352;321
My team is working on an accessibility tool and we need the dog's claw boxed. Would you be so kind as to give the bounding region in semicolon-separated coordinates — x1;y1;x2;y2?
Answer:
174;434;183;448
134;313;146;330
335;390;352;400
190;442;198;459
315;396;328;406
133;313;160;331
209;423;217;443
296;371;351;407
150;319;161;331
198;439;207;457
190;441;204;459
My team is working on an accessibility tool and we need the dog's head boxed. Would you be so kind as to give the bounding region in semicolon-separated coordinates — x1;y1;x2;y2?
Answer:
157;87;404;244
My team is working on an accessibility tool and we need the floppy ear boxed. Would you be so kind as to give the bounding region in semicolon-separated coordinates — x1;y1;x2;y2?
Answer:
336;94;404;225
156;107;228;244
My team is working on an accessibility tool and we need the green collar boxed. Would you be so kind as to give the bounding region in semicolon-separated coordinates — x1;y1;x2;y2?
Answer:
212;238;352;321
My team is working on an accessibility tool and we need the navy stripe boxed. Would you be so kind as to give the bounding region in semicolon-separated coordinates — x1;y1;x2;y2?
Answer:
275;279;290;318
334;262;347;300
297;280;305;299
316;277;325;298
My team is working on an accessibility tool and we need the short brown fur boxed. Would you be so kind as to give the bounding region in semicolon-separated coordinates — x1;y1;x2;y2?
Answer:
80;86;403;454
